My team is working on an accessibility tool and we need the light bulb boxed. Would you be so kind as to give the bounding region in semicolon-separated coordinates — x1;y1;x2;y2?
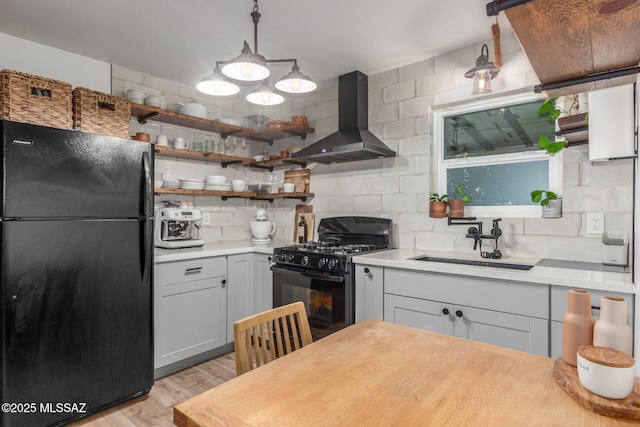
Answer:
241;63;253;79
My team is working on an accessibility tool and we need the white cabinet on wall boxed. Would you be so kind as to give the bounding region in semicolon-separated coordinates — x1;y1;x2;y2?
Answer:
550;286;635;358
227;253;256;343
154;257;227;370
355;264;384;322
254;254;273;314
383;268;550;356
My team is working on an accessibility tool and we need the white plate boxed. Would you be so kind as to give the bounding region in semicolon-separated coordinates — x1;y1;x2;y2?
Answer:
205;185;232;191
180;178;205;183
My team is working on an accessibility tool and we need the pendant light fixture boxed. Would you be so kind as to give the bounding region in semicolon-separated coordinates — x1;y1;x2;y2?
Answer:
464;44;500;95
197;0;316;105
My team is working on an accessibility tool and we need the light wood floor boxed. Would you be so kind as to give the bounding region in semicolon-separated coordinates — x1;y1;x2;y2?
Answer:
70;352;237;427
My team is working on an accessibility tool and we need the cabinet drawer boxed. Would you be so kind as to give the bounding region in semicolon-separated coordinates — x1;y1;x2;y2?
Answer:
384;268;548;319
155;256;226;287
550;286;634;324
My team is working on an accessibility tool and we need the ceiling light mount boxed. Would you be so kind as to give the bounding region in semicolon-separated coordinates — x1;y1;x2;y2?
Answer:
197;0;316;105
465;44;500;95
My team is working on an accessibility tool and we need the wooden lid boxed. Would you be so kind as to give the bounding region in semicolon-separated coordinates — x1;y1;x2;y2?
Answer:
577;345;635;368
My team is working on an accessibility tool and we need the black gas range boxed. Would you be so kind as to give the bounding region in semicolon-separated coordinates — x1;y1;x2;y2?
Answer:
272;216;392;340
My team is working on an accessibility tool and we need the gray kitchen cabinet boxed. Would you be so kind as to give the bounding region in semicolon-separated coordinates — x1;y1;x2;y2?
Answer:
226;253;256;343
383;268;549;356
254;253;273;314
355;264;384;322
550;286;635;358
154;256;227;371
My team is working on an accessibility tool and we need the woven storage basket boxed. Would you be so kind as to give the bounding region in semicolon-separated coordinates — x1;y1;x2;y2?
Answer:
72;87;131;139
0;69;73;129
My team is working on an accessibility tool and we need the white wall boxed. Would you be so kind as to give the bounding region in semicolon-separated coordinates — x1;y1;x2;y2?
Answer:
0;32;110;92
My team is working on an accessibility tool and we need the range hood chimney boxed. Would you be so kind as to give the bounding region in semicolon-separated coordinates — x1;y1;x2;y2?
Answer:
291;71;396;164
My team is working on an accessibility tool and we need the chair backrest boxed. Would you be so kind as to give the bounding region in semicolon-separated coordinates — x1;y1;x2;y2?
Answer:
233;301;313;376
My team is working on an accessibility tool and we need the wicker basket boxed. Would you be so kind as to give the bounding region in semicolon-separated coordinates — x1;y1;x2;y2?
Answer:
72;87;131;139
0;69;73;129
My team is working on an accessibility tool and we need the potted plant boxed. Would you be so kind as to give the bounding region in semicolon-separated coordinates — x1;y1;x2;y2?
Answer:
448;184;471;218
531;189;562;218
537;96;588;155
429;193;448;218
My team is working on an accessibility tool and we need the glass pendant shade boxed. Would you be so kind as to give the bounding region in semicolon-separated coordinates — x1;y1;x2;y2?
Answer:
275;64;317;93
196;65;240;96
222;42;270;82
471;69;492;95
246;82;284;106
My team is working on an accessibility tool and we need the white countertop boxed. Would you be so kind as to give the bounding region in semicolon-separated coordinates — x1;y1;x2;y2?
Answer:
154;240;288;263
353;249;636;294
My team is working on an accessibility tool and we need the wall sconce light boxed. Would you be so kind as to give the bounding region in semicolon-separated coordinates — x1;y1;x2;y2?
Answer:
465;44;500;95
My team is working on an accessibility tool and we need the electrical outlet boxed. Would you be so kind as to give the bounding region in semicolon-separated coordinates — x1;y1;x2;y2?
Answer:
587;213;604;234
202;212;211;226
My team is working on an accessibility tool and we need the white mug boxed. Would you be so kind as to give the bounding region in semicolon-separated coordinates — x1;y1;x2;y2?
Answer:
283;183;295;193
232;179;248;192
173;137;186;149
156;135;168;146
249;221;276;239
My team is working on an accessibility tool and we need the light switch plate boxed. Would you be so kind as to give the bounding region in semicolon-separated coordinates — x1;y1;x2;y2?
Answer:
587;213;604;234
202;212;211;226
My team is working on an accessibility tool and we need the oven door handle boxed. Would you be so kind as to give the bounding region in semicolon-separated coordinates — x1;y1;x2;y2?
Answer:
271;265;345;283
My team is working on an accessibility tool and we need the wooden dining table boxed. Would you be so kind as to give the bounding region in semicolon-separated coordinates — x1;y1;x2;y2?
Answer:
174;319;636;426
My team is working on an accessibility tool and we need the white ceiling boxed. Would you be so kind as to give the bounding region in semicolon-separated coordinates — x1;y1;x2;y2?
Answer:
0;0;511;88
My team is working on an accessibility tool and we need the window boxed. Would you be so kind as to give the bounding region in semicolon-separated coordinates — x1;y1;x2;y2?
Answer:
433;93;561;217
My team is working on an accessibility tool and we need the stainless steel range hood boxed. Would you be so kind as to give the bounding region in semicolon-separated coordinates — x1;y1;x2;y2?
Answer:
291;71;396;164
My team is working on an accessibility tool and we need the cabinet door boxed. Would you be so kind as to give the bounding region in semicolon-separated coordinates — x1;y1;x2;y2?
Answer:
227;253;255;343
154;275;227;368
453;305;549;357
355;264;384;322
254;254;273;314
384;294;454;335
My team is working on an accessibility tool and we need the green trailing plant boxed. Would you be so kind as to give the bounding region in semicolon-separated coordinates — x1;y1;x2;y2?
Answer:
430;193;448;202
530;189;557;206
452;184;471;203
536;96;587;156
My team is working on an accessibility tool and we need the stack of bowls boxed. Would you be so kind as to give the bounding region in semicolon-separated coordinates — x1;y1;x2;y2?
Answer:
126;89;146;105
145;95;167;109
180;179;205;190
205;175;231;191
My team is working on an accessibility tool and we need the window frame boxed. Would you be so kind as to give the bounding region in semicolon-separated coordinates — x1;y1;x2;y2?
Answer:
432;92;562;218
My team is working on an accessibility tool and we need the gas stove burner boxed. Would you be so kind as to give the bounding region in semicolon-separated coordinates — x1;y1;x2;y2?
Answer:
283;241;377;255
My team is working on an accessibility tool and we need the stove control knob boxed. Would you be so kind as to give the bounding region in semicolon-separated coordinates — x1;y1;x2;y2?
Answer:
328;259;338;270
287;254;295;263
318;258;327;269
301;256;310;266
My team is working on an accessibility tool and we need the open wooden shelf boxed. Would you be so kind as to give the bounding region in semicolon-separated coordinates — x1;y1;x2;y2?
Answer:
154;187;314;203
154;146;254;167
246;158;308;171
132;103;314;144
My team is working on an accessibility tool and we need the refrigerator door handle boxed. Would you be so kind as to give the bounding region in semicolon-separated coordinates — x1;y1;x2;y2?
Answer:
141;151;153;219
140;219;153;284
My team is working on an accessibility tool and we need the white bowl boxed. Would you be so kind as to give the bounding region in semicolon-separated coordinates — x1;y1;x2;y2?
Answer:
177;102;208;119
577;345;635;399
155;180;164;188
205;175;227;184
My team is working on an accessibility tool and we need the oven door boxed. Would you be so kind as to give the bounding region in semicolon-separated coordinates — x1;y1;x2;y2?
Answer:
271;265;353;341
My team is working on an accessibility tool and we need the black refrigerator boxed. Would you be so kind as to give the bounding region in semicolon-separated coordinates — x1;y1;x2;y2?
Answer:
0;120;154;426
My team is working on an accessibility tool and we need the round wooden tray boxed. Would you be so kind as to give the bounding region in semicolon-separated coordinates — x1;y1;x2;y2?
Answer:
553;358;640;420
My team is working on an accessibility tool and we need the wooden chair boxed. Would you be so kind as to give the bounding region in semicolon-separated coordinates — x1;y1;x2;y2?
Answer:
233;301;313;376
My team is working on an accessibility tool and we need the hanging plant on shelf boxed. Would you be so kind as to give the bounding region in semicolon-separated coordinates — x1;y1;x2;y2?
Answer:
536;96;588;156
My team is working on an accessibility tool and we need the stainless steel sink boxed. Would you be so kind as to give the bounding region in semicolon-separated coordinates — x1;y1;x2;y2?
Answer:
412;256;534;271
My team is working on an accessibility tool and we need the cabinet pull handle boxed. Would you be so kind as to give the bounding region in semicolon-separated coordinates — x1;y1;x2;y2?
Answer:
442;307;453;320
221;279;227;288
267;256;272;262
363;267;373;278
185;267;203;274
455;310;464;318
364;267;370;273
